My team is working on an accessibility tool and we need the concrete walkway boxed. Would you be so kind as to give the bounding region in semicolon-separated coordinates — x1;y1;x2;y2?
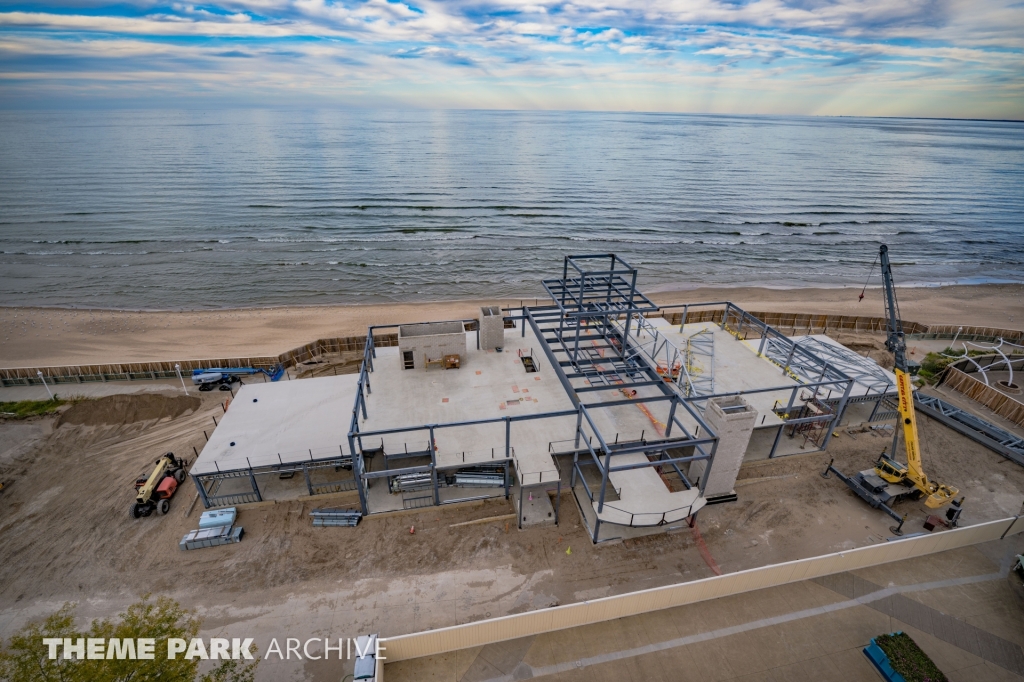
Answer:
384;538;1024;682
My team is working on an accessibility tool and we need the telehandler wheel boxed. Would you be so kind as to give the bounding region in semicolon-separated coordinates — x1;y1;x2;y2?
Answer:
130;502;144;519
156;499;170;515
174;469;186;483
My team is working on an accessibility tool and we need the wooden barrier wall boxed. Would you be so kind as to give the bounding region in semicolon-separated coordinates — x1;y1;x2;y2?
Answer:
660;309;929;335
942;367;1024;428
0;332;400;385
2;311;1020;386
918;324;1024;344
379;516;1024;663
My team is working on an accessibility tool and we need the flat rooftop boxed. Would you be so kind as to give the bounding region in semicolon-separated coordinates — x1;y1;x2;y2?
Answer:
192;374;358;475
361;326;574;482
640;317;800;429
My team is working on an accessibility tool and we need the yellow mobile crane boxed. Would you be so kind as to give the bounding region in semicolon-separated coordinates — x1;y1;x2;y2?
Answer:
824;245;961;534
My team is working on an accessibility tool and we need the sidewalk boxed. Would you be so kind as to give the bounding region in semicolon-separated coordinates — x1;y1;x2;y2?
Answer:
385;537;1024;682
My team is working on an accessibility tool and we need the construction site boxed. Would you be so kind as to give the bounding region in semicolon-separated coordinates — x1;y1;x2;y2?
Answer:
1;252;1023;682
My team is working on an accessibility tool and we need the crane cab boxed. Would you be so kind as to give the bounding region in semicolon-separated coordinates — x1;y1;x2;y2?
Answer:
874;455;909;485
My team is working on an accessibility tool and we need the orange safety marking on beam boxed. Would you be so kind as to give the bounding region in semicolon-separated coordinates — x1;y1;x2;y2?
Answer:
618;387;665;437
690;519;722;575
635;402;665;438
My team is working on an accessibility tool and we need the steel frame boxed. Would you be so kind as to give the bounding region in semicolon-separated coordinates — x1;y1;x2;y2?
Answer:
195;254;885;544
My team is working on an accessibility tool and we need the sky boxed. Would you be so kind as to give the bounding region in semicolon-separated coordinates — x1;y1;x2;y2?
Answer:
0;0;1022;117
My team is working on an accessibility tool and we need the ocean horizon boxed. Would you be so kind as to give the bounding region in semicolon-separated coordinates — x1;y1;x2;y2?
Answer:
1;109;1022;310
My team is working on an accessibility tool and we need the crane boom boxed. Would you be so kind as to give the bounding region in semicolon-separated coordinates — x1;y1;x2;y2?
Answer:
877;245;957;508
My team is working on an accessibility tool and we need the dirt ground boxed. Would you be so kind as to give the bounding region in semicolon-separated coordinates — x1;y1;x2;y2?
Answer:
1;385;1022;682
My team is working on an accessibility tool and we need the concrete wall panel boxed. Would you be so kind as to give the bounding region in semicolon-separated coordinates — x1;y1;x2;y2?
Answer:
380;516;1023;662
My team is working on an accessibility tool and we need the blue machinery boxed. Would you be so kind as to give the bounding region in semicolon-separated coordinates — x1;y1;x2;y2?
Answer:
191;365;286;382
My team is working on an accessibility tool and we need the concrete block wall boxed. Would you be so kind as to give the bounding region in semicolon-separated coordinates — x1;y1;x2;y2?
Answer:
689;396;757;499
398;322;467;370
480;306;505;350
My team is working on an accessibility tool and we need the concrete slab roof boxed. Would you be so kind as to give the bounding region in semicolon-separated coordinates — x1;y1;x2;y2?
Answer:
359;327;575;483
192;374;358;475
643;318;799;428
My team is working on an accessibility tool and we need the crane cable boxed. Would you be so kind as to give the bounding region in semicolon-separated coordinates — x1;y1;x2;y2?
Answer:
858;252;879;302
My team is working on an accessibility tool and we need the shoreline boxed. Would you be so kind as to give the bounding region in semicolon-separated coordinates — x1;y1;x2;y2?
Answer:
1;283;1021;368
2;280;1023;314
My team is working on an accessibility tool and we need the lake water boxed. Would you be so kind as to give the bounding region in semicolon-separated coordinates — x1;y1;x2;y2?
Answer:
1;109;1022;309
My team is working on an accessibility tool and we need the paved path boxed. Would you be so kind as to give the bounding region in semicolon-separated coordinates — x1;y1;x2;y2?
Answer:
385;538;1024;682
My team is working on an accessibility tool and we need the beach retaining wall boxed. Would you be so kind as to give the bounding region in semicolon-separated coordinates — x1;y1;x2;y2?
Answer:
2;311;1020;388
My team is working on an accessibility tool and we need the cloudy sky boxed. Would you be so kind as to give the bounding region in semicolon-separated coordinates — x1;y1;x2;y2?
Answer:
0;0;1022;117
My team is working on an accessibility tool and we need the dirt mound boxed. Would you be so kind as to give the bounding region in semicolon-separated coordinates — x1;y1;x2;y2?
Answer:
56;394;201;427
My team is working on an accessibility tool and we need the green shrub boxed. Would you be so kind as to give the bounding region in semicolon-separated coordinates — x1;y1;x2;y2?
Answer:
0;597;258;682
875;632;947;682
918;348;986;383
0;398;65;419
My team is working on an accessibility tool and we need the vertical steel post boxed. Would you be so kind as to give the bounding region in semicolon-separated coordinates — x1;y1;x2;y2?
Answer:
302;462;313;496
822;379;854;450
247;460;262;502
191;474;211;509
350;434;368;515
505;417;511;462
555;479;561;525
769;386;800;458
621;267;638;360
665;397;678;438
574;406;583;449
596;447;612;513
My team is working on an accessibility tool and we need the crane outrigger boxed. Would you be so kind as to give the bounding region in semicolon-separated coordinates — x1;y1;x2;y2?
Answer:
824;244;960;534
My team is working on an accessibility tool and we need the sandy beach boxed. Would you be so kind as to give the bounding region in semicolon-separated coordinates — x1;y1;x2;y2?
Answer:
1;283;1022;367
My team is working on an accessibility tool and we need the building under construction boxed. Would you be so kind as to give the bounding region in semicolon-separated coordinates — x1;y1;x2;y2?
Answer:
190;254;900;543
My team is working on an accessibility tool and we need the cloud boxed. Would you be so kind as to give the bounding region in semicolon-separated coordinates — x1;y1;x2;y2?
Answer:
0;0;1020;117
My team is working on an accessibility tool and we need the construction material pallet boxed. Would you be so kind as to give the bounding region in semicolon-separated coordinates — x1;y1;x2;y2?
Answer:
199;508;237;529
179;525;244;550
310;507;362;527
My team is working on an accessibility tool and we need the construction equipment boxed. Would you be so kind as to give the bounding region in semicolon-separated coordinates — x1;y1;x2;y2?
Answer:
191;365;285;391
130;452;188;518
824;244;959;533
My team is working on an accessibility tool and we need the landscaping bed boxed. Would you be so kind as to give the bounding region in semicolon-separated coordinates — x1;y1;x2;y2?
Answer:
871;632;948;682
